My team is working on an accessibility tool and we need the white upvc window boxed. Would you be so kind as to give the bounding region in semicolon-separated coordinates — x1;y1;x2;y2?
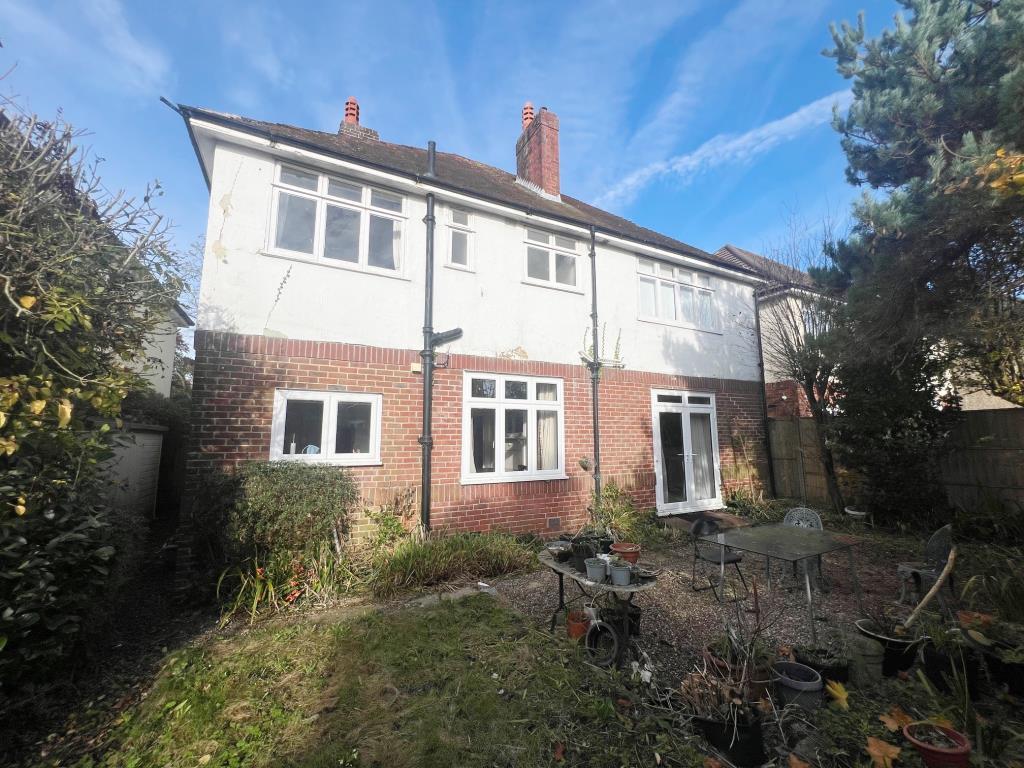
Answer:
637;257;721;332
270;389;383;466
447;206;474;271
461;372;565;484
268;163;405;275
523;227;580;291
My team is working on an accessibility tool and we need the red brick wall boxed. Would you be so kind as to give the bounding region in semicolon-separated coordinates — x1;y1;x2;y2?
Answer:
187;331;768;536
765;379;812;420
515;108;560;196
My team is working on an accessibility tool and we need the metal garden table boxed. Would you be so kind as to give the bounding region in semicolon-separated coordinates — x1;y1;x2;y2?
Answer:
698;524;863;644
538;549;658;667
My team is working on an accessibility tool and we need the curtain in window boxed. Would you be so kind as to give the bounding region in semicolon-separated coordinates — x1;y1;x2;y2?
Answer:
537;411;558;471
690;412;715;500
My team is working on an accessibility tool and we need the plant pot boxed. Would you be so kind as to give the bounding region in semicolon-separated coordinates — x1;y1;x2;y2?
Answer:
610;563;632;586
903;722;971;768
693;715;766;767
922;641;981;700
597;536;614;555
585;557;607;583
772;661;823;710
845;506;868;521
602;603;642;637
983;650;1024;696
855;619;921;677
571;539;597;572
610;542;641;564
566;610;590;641
794;649;850;684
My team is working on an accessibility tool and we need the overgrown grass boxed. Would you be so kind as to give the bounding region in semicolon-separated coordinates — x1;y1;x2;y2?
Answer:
61;596;704;768
368;532;536;599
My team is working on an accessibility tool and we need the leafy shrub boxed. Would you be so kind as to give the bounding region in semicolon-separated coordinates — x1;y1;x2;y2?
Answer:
953;495;1024;543
226;462;360;558
591;480;666;546
961;548;1024;623
725;493;792;523
369;532;534;599
365;487;415;552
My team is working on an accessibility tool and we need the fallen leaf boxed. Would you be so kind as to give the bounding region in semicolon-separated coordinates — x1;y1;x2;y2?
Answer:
879;706;913;732
779;644;795;660
788;752;812;768
18;295;36;310
825;679;849;710
866;737;901;768
553;742;565;763
703;758;723;768
198;756;211;766
897;670;910;681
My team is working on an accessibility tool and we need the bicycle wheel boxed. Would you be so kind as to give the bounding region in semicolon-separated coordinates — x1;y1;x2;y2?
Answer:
584;620;620;667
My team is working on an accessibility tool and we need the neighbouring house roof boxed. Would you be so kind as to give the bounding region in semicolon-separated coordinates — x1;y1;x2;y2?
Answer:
177;105;760;279
714;244;816;289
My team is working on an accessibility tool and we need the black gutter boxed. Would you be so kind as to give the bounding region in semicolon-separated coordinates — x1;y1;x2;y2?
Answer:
587;226;602;515
175;104;762;281
752;295;777;498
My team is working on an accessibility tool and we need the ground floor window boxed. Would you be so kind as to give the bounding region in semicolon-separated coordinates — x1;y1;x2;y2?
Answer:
461;372;565;484
270;389;382;465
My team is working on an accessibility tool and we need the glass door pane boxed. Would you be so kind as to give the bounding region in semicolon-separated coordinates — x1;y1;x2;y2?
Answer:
690;412;715;500
658;412;687;503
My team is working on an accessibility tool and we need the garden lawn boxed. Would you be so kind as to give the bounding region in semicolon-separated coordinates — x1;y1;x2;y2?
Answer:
62;595;703;768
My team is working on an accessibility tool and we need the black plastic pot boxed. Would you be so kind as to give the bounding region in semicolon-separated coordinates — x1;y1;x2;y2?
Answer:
571;539;597;572
855;619;921;677
984;651;1024;696
601;603;642;637
922;642;981;700
693;715;765;767
794;650;850;684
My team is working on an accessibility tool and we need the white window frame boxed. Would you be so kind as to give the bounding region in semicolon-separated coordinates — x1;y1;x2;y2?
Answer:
270;389;383;466
446;206;475;271
460;372;566;484
266;162;407;277
522;227;582;293
637;257;722;333
650;388;724;515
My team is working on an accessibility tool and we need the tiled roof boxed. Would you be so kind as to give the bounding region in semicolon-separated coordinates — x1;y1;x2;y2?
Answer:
180;105;759;277
713;244;815;289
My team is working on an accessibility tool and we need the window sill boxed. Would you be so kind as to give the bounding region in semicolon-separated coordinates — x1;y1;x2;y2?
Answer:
460;473;568;486
521;278;584;295
260;250;411;282
445;261;475;274
637;315;723;336
271;456;383;467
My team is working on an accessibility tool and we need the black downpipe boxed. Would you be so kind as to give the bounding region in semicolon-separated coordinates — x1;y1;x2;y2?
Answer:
588;227;602;514
753;295;777;497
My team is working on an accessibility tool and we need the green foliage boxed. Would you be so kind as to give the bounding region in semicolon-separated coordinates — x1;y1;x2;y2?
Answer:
364;488;415;552
226;462;359;558
0;107;184;689
725;493;791;524
961;549;1024;623
368;532;534;599
591;480;666;546
953;495;1024;543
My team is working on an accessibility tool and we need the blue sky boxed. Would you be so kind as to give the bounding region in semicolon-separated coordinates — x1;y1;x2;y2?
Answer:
0;0;899;264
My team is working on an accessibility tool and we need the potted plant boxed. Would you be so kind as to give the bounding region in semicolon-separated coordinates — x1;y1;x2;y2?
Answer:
772;660;823;710
610;541;641;564
902;721;971;768
969;621;1024;696
609;557;632;586
704;632;774;701
584;557;607;583
918;618;981;699
566;610;590;641
855;610;922;677
679;668;765;767
793;633;851;683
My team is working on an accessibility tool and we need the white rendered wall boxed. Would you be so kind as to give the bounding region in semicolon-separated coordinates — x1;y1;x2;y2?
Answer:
198;142;760;382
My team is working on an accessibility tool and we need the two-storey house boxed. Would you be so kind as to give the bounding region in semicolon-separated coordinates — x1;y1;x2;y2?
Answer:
177;98;769;535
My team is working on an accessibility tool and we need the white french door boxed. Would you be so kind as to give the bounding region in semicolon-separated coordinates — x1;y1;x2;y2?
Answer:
651;389;723;515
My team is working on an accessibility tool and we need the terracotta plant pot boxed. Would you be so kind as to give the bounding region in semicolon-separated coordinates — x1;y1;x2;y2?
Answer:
610;542;641;564
566;610;590;641
956;610;994;630
903;722;971;768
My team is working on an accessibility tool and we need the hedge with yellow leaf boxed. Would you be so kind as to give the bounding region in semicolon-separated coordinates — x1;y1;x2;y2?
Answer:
0;106;185;688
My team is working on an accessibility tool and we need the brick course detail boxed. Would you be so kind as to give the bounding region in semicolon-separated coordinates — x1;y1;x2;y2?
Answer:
187;331;769;536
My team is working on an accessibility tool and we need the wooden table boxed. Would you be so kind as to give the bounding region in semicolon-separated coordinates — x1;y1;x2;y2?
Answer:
538;549;658;666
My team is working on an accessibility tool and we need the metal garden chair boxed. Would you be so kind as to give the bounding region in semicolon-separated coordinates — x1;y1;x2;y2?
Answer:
781;506;830;591
690;518;749;603
897;524;954;608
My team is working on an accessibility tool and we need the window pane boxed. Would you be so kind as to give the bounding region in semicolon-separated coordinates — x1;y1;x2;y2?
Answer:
554;235;576;250
555;253;576;286
471;408;495;473
639;277;657;317
527;247;550;281
370;189;402;212
505;380;528;399
688;395;712;405
335;401;372;454
323;205;360;263
536;383;558;401
698;273;712;288
471;378;496;398
678;285;696;324
368;215;400;270
328;178;361;201
656;394;683;403
526;228;550;244
451;208;469;227
280;166;318;191
451;230;469;266
504;409;528;472
536;411;559;470
697;290;714;329
275;192;316;254
637;258;655;275
657;262;674;278
676;268;693;283
658;281;676;320
283;399;323;455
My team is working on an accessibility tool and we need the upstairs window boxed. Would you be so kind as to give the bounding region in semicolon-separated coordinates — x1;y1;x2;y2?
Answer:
270;164;404;274
524;228;579;290
637;258;720;332
448;207;474;270
270;390;382;465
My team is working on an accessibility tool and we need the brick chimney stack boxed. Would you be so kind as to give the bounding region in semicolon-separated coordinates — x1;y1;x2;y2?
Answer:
515;101;559;197
338;96;379;140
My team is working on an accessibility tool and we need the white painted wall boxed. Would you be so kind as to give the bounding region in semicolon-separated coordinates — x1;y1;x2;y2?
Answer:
139;317;178;396
105;429;164;518
198;140;760;382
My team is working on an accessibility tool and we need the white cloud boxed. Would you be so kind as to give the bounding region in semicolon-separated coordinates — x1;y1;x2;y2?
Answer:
597;89;852;208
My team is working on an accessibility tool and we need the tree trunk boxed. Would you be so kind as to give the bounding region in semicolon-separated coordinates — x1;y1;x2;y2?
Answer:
804;380;846;514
